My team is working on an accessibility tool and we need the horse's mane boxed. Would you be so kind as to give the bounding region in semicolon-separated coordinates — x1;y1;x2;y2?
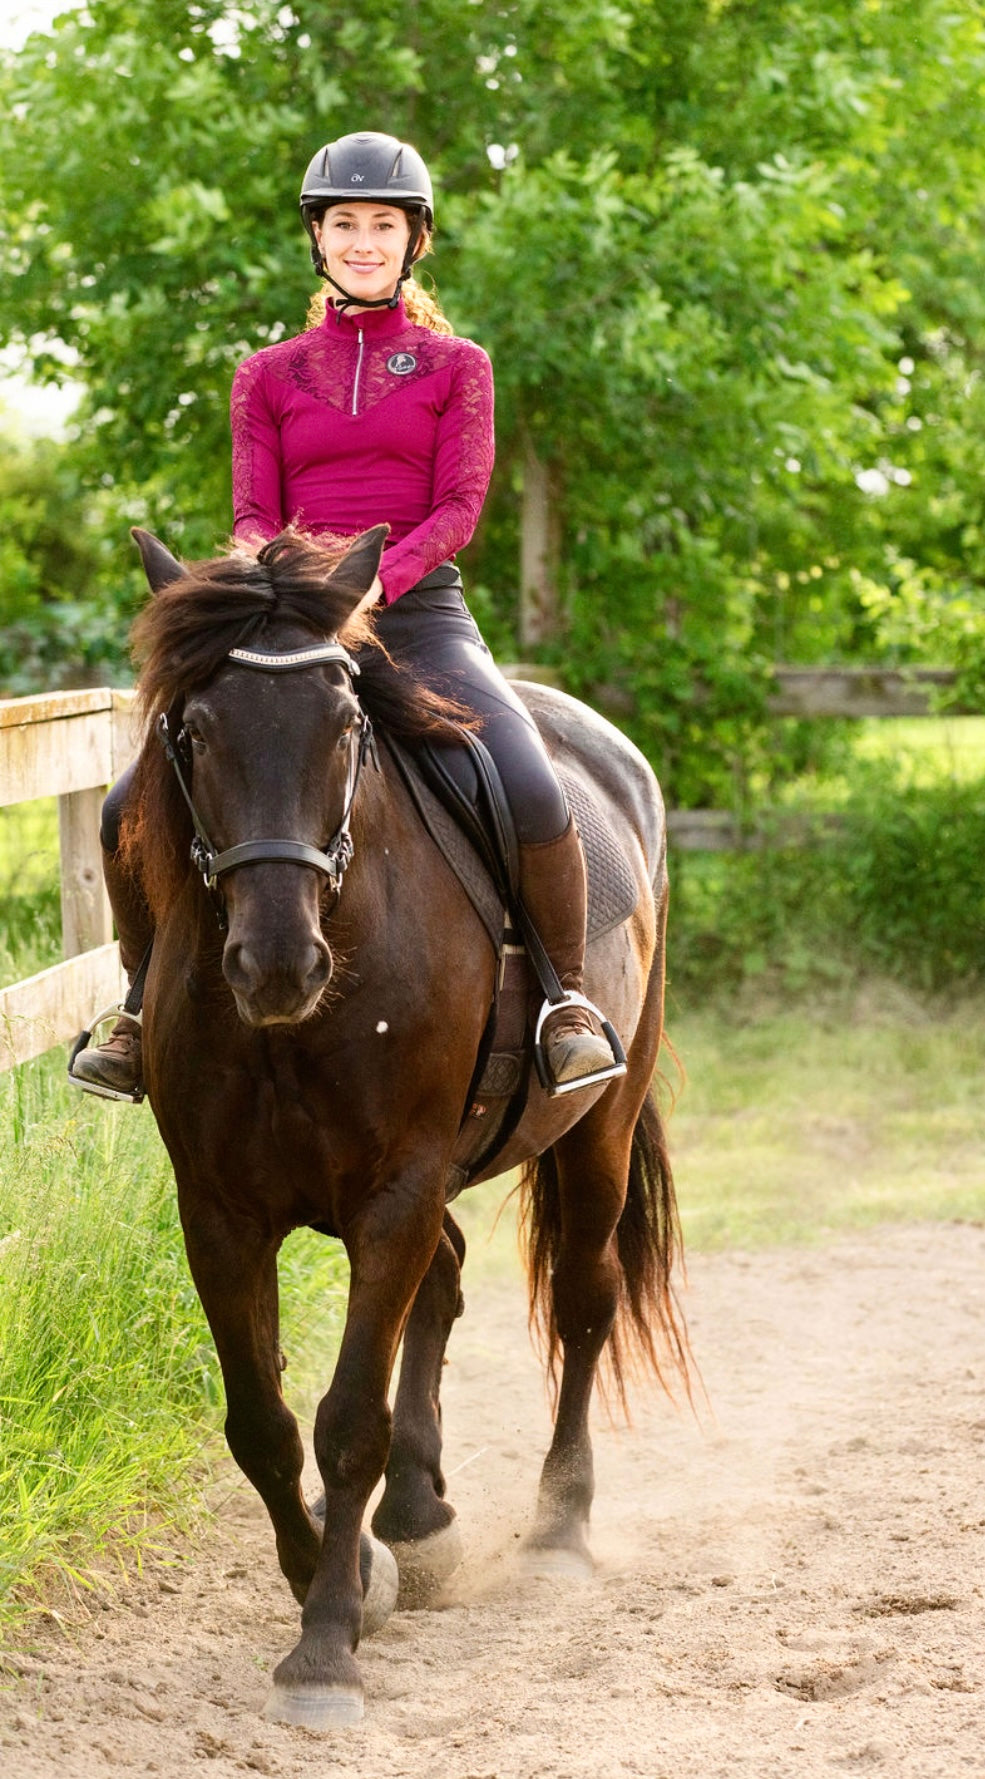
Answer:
121;529;469;915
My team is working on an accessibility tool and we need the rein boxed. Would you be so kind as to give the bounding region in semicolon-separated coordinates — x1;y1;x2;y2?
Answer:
157;638;374;929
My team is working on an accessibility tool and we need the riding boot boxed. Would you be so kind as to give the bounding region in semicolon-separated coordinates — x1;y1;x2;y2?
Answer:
518;816;623;1089
69;845;153;1099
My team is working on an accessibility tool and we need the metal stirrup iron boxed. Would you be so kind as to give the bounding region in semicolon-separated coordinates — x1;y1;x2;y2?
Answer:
511;897;627;1097
531;992;628;1098
67;940;152;1104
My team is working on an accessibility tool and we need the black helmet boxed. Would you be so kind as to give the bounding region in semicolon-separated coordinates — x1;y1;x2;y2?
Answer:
300;132;433;264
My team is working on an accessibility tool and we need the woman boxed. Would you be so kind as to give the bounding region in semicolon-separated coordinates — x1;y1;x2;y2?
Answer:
72;131;620;1099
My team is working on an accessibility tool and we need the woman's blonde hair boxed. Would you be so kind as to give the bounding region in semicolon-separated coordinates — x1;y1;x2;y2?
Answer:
305;224;454;335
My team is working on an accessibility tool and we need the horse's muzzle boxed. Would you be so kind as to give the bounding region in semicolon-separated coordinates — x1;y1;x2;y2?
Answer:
222;935;333;1026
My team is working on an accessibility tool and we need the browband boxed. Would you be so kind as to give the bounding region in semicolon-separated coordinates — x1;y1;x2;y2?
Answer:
228;642;360;674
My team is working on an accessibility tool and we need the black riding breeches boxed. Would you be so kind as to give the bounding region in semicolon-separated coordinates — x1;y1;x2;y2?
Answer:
100;566;568;854
373;567;569;846
102;758;136;853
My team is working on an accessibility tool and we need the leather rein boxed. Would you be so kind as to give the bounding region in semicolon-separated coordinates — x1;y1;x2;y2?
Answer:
157;638;374;930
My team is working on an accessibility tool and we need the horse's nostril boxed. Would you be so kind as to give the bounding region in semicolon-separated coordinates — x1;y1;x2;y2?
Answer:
304;943;333;992
223;940;255;994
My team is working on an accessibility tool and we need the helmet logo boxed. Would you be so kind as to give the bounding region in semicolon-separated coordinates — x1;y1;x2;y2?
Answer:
387;352;417;376
351;173;365;183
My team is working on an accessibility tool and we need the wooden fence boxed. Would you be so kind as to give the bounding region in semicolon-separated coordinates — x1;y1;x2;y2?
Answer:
0;689;137;1071
508;664;972;852
0;666;969;1070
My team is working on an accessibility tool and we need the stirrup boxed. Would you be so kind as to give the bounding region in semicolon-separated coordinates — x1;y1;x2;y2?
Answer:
67;1005;145;1104
532;991;628;1098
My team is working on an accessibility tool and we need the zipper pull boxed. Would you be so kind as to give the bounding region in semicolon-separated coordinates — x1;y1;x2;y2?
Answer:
352;326;365;416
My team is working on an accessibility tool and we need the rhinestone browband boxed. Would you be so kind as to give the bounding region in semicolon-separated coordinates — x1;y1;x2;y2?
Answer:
228;643;359;673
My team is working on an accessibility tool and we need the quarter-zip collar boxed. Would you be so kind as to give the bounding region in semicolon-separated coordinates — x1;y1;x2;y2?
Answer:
325;295;413;417
325;296;410;342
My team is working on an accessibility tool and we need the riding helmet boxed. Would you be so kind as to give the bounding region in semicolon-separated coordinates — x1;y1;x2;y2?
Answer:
300;132;434;274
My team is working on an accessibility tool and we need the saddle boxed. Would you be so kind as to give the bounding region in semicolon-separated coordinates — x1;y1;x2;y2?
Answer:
384;730;640;1196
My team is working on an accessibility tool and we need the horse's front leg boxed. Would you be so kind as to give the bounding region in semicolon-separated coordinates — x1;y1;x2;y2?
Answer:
266;1180;445;1730
371;1211;466;1598
179;1201;322;1600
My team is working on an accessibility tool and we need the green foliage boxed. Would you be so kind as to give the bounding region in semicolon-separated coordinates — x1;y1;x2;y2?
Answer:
0;801;62;986
0;425;134;693
672;761;985;998
2;1;985;800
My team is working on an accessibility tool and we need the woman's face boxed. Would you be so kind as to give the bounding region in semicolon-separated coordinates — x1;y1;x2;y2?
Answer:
313;203;413;305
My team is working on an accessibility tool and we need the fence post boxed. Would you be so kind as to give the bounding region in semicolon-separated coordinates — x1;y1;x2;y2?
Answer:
58;786;112;958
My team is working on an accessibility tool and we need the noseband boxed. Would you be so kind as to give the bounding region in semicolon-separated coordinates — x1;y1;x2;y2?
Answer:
158;638;374;929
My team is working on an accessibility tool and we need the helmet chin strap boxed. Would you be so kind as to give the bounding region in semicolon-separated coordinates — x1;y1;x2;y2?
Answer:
322;266;408;315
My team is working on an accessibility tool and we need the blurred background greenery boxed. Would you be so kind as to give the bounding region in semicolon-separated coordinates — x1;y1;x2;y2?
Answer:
4;0;985;808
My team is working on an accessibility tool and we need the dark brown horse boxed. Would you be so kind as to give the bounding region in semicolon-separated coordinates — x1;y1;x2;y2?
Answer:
121;523;687;1730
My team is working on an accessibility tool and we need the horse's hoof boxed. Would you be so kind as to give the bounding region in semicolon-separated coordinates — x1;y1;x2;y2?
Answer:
360;1532;399;1637
522;1544;594;1583
263;1684;364;1730
390;1521;464;1606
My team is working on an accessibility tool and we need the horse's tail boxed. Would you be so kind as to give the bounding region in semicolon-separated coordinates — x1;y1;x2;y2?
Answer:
519;1087;691;1416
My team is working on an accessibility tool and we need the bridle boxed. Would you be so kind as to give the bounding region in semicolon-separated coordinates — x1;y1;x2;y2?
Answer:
158;637;375;931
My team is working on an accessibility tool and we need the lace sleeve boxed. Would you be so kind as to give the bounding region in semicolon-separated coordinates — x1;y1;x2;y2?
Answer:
379;341;495;603
230;354;284;543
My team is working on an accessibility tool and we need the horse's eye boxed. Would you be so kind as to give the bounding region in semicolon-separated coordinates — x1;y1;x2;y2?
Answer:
185;726;206;753
337;727;353;751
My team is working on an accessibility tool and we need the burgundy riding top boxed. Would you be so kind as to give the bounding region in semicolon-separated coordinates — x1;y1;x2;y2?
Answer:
230;298;495;604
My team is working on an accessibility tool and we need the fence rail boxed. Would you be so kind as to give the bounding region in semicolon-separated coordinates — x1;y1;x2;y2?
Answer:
766;665;967;718
0;689;137;1070
0;667;972;1068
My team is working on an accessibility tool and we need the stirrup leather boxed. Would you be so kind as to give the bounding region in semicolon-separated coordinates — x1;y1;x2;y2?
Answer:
67;1004;146;1104
532;991;628;1098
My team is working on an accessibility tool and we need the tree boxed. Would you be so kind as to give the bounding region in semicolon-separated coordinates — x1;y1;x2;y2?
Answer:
3;1;985;802
0;419;128;691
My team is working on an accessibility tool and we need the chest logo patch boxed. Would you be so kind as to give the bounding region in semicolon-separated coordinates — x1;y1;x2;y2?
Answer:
386;352;418;376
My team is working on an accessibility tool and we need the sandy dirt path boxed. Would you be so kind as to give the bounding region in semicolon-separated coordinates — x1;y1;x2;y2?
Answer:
2;1219;983;1779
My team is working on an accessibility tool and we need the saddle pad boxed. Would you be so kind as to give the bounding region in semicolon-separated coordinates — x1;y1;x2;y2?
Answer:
558;768;639;943
389;739;638;947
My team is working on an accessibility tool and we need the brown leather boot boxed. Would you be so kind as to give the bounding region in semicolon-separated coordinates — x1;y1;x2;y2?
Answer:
71;1014;143;1097
69;844;153;1101
518;816;625;1092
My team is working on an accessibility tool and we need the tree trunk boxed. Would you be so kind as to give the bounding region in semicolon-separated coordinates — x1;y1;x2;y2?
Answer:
519;439;561;649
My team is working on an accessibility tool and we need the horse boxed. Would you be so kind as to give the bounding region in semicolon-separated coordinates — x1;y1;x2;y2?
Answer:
117;521;688;1731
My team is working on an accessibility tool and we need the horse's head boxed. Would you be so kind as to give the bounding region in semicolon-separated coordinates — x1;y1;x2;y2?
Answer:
131;525;386;1028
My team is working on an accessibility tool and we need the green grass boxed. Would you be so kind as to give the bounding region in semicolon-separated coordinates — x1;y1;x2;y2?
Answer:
665;987;985;1251
0;1053;348;1638
0;800;62;989
851;714;985;784
0;800;59;900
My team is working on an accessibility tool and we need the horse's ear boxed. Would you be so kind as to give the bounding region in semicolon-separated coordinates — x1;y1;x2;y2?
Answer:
131;528;187;594
328;523;389;595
